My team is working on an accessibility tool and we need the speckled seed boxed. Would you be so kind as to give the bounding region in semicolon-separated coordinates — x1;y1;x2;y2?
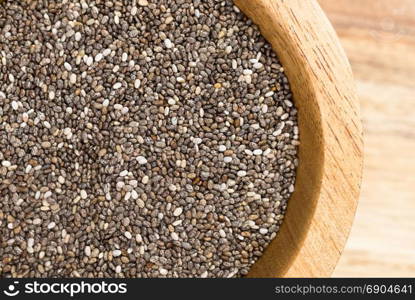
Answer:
219;229;226;238
173;207;183;217
253;149;263;156
159;268;168;276
69;73;77;84
171;232;179;241
164;39;173;49
224;157;232;163
135;234;143;243
58;176;65;184
119;170;128;177
11;101;18;110
64;62;72;71
136;156;147;164
80;190;88;199
259;228;269;235
95;53;103;62
0;0;298;279
113;82;122;89
74;32;82;41
142;176;149;184
237;170;247;177
2;160;11;167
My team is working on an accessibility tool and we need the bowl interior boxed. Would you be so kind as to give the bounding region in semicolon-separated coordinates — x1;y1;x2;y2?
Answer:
241;4;325;278
247;60;324;277
237;0;362;278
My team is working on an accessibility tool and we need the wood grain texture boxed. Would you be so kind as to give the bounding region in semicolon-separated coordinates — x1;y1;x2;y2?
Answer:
235;0;363;277
318;0;415;277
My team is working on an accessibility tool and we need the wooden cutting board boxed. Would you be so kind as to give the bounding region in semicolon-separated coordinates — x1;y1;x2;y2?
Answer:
318;0;415;277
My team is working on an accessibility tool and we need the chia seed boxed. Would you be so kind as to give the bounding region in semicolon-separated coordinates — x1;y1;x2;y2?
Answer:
0;0;299;278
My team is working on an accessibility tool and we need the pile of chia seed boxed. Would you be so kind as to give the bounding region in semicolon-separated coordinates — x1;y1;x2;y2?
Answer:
0;0;299;278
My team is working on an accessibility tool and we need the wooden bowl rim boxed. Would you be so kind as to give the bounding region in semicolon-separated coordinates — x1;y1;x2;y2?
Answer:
235;0;364;277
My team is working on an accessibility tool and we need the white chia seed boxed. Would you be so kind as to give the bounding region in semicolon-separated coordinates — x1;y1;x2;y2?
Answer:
173;207;183;217
136;156;147;165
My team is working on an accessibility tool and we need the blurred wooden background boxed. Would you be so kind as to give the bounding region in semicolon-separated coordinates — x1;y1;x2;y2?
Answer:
317;0;415;277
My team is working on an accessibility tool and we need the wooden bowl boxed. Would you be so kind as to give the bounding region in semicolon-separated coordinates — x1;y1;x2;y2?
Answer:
234;0;364;277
